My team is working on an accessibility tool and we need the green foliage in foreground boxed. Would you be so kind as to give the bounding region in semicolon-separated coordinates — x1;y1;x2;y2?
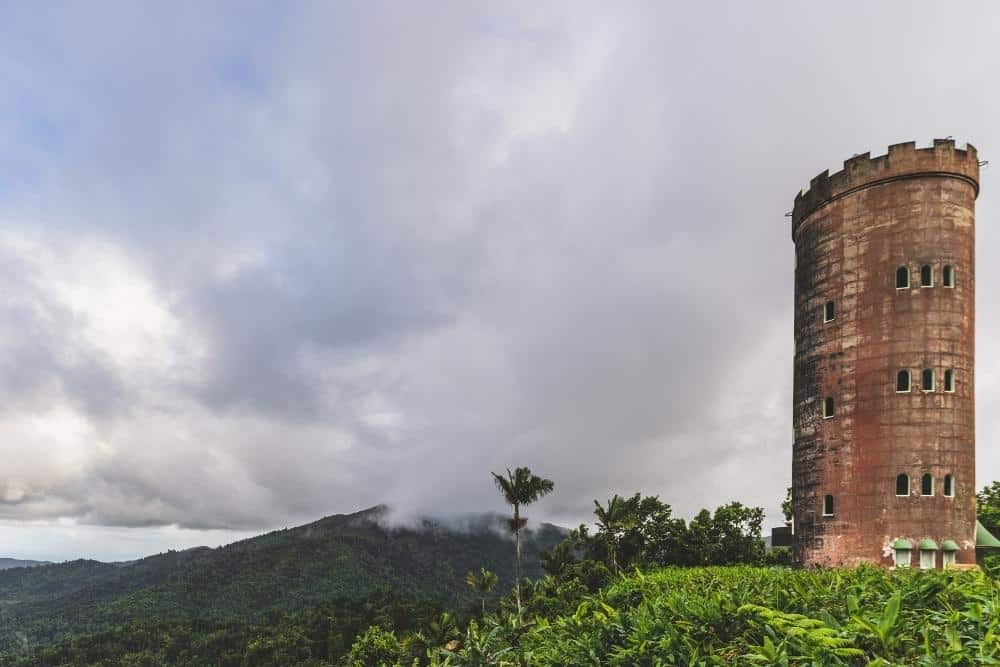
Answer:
504;566;1000;666
449;566;999;666
15;565;1000;666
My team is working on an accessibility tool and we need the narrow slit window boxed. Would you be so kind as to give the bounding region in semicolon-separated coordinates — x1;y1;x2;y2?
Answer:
921;473;934;496
944;474;954;497
921;264;933;287
944;369;955;392
824;300;835;323
896;474;909;496
823;494;834;516
823;397;834;419
896;370;911;393
922;369;935;392
943;265;955;288
896;266;910;289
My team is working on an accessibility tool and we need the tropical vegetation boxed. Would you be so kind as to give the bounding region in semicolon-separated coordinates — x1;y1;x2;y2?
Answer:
0;506;562;663
4;476;1000;665
491;467;554;615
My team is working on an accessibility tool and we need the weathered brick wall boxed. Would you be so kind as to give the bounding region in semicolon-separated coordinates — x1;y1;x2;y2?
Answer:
791;140;979;567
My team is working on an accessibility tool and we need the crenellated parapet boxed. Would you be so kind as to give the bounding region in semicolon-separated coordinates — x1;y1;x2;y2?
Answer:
790;136;979;570
792;139;980;238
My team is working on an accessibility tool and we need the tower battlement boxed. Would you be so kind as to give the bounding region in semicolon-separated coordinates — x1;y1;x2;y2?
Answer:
790;137;979;570
792;140;979;237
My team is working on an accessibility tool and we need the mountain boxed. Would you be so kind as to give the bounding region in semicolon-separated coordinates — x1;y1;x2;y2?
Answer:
0;559;48;571
0;505;566;656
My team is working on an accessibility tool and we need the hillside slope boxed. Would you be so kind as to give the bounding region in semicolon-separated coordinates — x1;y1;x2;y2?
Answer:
0;506;565;655
15;565;1000;666
0;560;48;571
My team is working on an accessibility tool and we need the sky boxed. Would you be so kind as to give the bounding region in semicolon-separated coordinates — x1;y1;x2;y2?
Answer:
2;1;1000;562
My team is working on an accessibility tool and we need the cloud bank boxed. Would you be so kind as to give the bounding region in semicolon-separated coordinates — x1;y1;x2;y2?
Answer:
1;1;999;559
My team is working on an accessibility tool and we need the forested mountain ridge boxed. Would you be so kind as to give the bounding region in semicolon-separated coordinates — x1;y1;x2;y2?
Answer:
0;505;565;657
0;560;48;571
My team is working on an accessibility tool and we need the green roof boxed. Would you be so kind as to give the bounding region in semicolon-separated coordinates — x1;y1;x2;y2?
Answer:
977;520;1000;548
941;540;959;552
919;538;938;550
893;538;912;550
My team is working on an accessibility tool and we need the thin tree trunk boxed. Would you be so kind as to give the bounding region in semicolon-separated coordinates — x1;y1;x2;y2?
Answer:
481;596;486;617
514;503;522;616
607;535;618;575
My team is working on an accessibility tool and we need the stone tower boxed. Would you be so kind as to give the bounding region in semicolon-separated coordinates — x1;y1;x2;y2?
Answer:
791;139;979;568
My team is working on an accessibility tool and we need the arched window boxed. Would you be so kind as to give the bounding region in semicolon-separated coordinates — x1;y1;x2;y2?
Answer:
919;539;937;569
823;397;834;419
896;474;909;496
943;265;955;288
944;369;955;392
823;495;834;516
921;264;933;287
944;474;954;497
942;540;958;567
824;300;835;323
922;369;935;392
921;473;934;496
893;539;912;568
896;266;910;289
896;370;911;393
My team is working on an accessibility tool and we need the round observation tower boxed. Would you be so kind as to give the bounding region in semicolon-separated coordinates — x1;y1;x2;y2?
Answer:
791;139;979;568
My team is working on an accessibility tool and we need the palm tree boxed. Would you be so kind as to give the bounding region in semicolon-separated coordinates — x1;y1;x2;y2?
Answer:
593;494;635;575
425;611;460;649
465;567;499;616
539;540;577;580
491;467;555;615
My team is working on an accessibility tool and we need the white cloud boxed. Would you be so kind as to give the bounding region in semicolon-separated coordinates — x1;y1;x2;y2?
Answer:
0;1;999;561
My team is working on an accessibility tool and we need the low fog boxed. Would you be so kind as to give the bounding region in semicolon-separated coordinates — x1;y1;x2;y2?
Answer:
1;1;999;560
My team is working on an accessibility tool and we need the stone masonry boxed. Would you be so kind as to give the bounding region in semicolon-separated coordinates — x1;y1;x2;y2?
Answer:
791;139;979;568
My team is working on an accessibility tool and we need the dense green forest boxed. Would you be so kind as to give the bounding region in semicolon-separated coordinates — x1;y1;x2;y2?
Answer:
12;546;1000;665
13;565;1000;666
0;562;47;572
4;474;1000;665
0;506;562;661
0;481;795;666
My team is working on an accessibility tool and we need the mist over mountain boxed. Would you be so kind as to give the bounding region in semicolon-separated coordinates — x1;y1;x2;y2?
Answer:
0;505;565;657
0;559;49;571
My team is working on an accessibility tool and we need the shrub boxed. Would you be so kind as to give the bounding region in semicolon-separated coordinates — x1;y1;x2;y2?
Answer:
447;566;1000;665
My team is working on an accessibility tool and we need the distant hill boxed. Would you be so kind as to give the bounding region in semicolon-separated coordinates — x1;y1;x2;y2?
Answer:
0;559;49;571
0;505;566;656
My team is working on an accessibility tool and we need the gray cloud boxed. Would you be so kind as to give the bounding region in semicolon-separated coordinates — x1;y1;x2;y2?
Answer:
1;1;999;558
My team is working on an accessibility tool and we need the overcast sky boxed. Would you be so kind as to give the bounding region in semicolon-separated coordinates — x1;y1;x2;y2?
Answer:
2;1;1000;562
